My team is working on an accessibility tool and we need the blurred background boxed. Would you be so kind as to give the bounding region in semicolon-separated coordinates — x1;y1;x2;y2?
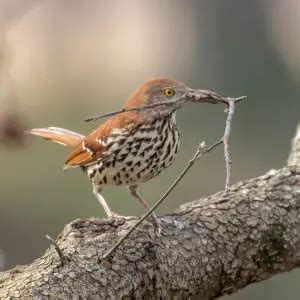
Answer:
0;0;299;298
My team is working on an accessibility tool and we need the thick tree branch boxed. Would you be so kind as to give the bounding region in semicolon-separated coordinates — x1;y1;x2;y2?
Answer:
0;126;299;299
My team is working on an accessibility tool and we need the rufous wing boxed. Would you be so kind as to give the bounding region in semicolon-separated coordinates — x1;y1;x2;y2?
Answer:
64;111;142;169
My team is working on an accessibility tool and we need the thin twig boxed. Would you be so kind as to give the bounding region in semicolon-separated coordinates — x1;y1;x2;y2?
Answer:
223;99;235;191
102;96;246;260
84;95;247;122
45;234;65;265
234;96;247;103
84;98;183;122
102;140;223;260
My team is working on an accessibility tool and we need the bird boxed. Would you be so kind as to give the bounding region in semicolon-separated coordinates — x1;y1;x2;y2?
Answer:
28;78;222;228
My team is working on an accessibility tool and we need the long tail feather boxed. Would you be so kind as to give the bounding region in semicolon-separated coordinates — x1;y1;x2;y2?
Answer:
28;127;84;147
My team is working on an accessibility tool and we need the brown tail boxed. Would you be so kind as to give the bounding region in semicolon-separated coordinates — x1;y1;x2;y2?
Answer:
28;127;84;147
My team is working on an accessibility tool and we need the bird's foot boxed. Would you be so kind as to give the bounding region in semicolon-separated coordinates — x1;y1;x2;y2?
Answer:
108;212;136;221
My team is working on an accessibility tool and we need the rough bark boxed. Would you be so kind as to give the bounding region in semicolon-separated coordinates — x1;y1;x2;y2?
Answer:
0;126;299;299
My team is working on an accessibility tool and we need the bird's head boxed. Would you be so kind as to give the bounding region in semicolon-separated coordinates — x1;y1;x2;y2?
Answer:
124;78;225;117
84;78;241;123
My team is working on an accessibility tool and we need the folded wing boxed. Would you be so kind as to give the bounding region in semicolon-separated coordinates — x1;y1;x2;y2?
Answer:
64;111;142;168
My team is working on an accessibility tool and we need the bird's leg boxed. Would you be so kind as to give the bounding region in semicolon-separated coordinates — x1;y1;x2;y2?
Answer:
129;185;161;230
93;187;114;218
93;187;135;220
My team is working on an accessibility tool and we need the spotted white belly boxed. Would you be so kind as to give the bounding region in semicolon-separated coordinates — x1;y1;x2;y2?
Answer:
87;115;180;188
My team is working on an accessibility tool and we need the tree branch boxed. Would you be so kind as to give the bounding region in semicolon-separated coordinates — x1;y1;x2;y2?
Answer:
0;125;299;299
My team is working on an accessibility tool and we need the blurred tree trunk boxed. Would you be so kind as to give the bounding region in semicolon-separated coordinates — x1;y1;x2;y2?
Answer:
0;125;299;299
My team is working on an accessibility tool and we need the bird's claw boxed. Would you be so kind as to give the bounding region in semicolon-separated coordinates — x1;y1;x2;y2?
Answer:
108;212;136;221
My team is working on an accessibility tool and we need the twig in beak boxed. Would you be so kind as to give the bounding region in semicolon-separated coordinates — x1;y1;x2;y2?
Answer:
84;88;246;123
84;98;183;122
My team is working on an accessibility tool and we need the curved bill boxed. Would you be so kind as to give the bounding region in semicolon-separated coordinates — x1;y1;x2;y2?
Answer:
185;88;228;105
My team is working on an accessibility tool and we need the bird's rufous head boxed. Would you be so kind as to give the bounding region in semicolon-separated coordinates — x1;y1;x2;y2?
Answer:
124;78;225;114
84;78;240;123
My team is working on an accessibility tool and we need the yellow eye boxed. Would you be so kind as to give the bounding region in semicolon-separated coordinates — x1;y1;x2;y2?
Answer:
164;88;175;97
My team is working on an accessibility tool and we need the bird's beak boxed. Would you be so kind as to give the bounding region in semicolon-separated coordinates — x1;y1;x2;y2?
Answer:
185;88;227;105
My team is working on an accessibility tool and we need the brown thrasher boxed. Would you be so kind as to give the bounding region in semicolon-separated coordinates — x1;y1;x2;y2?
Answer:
29;78;222;227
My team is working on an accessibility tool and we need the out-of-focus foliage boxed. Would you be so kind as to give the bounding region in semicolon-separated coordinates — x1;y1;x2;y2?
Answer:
0;1;299;299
